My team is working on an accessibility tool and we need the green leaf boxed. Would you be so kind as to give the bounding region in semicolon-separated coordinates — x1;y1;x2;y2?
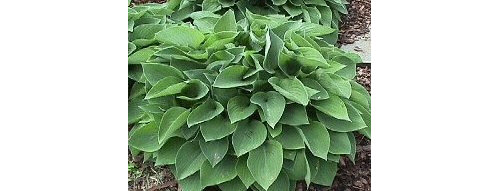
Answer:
214;9;237;33
311;95;350;121
250;91;286;128
156;137;186;166
227;96;258;124
128;47;156;65
347;132;356;163
311;160;338;186
213;65;257;88
297;121;330;160
187;99;224;127
328;131;351;154
142;63;185;85
263;29;284;73
315;72;352;98
177;79;210;101
236;155;255;188
317;102;367;132
285;150;310;181
351;102;371;138
275;125;305;149
175;141;207;180
199;137;229;167
145;76;185;99
232;119;267;156
159;107;190;144
271;0;287;5
247;140;283;190
268;77;309;106
200;155;238;188
267;171;290;191
218;177;247;191
129;122;161;152
128;98;146;124
279;103;309;126
333;55;357;79
200;116;237;141
267;123;283;138
296;47;330;68
301;78;329;100
155;25;205;48
178;172;202;191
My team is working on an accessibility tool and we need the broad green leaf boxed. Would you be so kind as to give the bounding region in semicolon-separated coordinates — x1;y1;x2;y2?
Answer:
347;132;357;163
267;123;282;138
175;141;207;180
187;99;224;127
272;0;287;5
267;171;290;191
129;122;161;152
295;47;330;68
129;82;145;100
328;131;351;154
297;121;330;160
236;155;255;188
351;102;371;138
311;160;338;186
142;63;185;85
285;150;310;181
275;125;305;149
128;42;136;55
311;95;350;121
145;76;184;99
178;172;202;191
128;98;146;124
200;156;238;188
247;140;283;190
318;6;333;27
279;103;309;126
250;91;286;128
132;24;165;40
333;55;357;79
155;25;205;48
156;137;186;166
159;107;190;144
213;65;257;88
327;153;341;163
283;149;297;161
263;29;284;73
278;51;302;76
214;9;237;33
177;79;210;101
218;177;247;191
227;96;258;124
315;72;352;98
128;47;156;65
268;77;309;106
182;124;199;139
350;90;370;110
199;137;229;167
200;116;237;141
232;119;267;156
317;102;367;132
301;78;329;100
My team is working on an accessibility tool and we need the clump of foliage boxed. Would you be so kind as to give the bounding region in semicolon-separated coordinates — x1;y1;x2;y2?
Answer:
128;2;370;191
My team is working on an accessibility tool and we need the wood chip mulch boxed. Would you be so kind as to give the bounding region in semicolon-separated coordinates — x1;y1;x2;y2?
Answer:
338;0;371;45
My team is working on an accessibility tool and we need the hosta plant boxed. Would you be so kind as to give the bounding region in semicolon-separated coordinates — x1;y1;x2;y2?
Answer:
128;3;371;191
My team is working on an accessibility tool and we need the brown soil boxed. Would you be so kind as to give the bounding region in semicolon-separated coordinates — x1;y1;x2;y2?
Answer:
338;0;371;45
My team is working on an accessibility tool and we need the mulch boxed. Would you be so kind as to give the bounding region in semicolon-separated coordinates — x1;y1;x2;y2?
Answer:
338;0;371;45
